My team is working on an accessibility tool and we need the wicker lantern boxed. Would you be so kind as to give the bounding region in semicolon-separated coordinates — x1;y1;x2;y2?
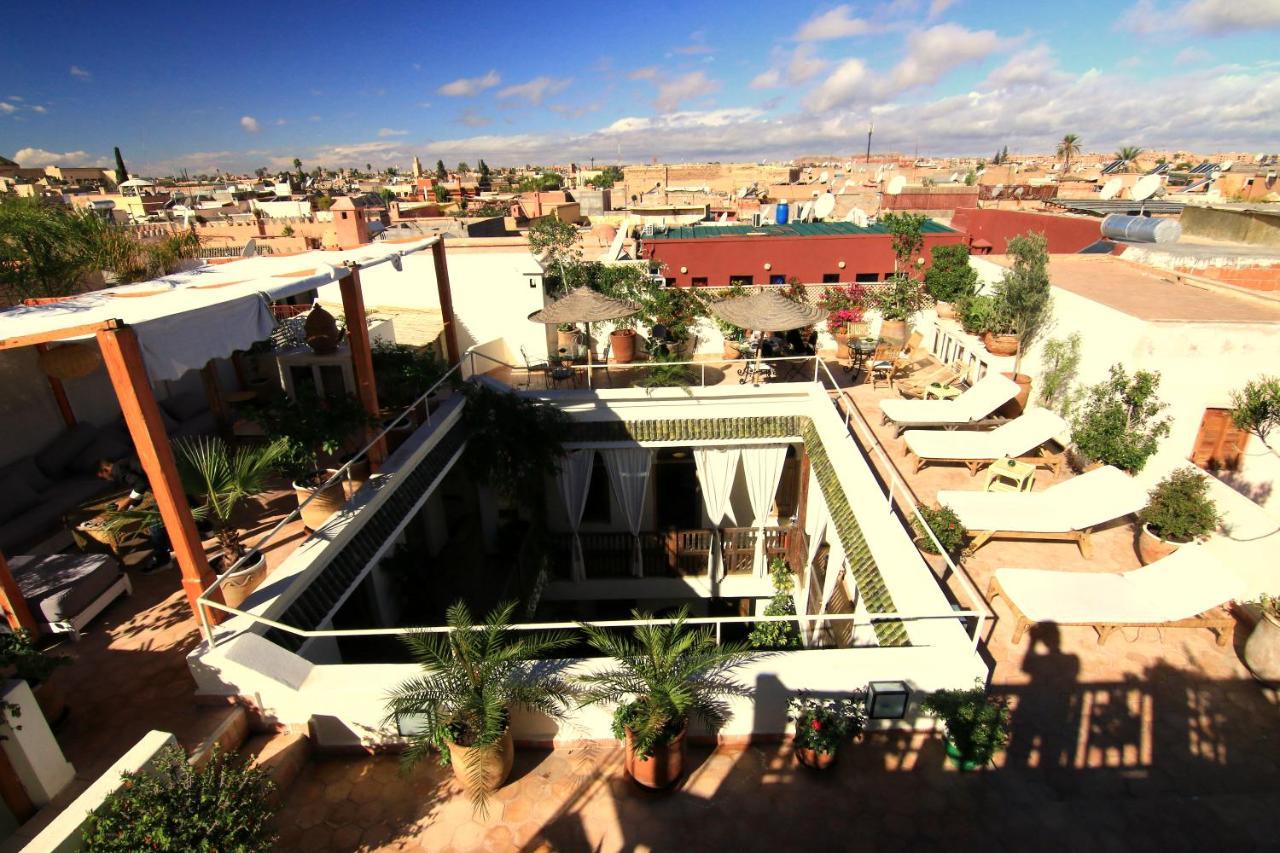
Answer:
37;343;101;380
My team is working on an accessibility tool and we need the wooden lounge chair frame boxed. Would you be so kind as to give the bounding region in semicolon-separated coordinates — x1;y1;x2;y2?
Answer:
884;414;1010;438
987;575;1236;647
908;442;1067;477
969;524;1099;558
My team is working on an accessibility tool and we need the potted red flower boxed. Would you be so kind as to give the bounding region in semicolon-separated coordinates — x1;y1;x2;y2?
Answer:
788;691;867;769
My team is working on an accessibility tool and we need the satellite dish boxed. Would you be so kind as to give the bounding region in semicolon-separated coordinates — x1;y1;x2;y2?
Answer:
991;183;1004;198
1013;186;1025;198
1219;160;1234;172
846;207;869;227
819;170;829;184
844;161;853;171
840;178;857;194
886;175;907;195
814;193;836;220
736;186;748;198
1131;174;1161;201
1099;177;1123;200
798;201;814;221
949;172;960;183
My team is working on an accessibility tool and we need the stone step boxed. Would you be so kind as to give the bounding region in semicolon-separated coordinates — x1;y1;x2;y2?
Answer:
242;730;312;803
187;703;251;769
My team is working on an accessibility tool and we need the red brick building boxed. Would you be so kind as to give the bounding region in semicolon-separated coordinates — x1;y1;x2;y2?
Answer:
640;221;966;287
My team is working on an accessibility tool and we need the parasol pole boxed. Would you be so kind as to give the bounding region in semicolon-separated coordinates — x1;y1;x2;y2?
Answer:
585;321;593;388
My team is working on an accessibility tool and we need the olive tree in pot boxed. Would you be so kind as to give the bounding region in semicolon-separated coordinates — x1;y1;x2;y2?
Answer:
1069;365;1171;474
986;232;1052;413
384;601;574;815
872;212;929;343
923;243;977;320
1244;594;1280;684
576;607;760;788
922;682;1011;771
788;691;867;770
1136;467;1220;565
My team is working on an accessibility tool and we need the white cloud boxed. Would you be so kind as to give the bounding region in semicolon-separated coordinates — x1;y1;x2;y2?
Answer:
654;71;720;112
673;30;714;55
69;65;91;80
984;44;1069;89
13;147;100;167
456;107;491;127
1120;0;1280;34
750;69;782;89
628;66;659;81
377;128;408;137
887;24;1004;92
436;70;501;97
0;102;15;115
1174;46;1212;64
928;0;955;18
787;44;829;83
805;59;871;111
31;105;47;114
273;117;288;126
240;115;260;133
496;76;572;105
794;5;873;40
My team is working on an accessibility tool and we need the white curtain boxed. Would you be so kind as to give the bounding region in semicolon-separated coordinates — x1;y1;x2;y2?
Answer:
741;445;788;576
555;450;596;581
693;447;741;577
603;448;653;577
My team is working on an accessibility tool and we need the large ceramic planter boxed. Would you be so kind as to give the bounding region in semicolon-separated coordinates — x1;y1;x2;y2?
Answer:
294;475;347;531
834;332;851;361
624;725;686;788
445;729;515;793
1243;611;1280;683
796;746;837;770
304;305;343;354
935;300;957;320
1136;523;1181;565
557;328;580;354
325;458;371;501
944;738;982;772
611;329;636;364
1002;372;1032;416
880;319;908;345
32;680;67;728
217;551;268;609
982;332;1019;357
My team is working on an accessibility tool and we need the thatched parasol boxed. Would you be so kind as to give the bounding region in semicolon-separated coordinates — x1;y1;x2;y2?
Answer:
709;290;825;382
529;287;640;387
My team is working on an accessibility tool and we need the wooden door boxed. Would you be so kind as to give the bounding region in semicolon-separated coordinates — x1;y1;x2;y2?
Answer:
1191;409;1249;472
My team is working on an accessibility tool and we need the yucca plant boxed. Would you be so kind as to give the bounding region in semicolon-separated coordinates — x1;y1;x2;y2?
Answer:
576;608;760;761
384;601;575;815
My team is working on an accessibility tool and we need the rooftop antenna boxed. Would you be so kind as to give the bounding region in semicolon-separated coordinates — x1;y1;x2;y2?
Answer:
865;122;873;163
1099;177;1122;200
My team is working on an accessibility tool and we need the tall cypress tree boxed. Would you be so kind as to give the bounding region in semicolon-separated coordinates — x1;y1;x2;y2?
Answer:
436;159;447;181
113;147;128;183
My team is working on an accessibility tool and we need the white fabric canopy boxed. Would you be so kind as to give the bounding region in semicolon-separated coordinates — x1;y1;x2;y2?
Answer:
555;451;596;582
603;448;653;577
741;445;788;576
694;447;741;578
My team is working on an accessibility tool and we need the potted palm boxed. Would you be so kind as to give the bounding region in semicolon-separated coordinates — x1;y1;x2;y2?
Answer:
576;607;760;788
1136;466;1220;564
789;691;867;769
384;601;574;815
922;683;1010;771
1244;594;1280;683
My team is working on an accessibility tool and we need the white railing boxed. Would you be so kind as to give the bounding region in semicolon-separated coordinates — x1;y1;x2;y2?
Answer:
198;346;988;655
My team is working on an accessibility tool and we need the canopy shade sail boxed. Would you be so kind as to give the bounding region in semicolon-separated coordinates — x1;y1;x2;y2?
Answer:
708;289;825;332
0;238;438;382
527;287;639;324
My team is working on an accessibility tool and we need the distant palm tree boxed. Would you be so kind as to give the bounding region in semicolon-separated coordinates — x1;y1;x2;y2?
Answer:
1056;134;1081;173
1115;146;1143;164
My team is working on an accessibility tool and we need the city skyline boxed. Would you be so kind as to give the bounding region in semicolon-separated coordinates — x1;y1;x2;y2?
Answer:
2;0;1278;175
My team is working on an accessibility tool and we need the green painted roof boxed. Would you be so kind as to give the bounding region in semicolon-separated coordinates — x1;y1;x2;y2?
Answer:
645;221;955;240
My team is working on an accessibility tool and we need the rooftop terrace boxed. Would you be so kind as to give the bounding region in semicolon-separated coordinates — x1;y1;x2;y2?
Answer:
643;221;957;240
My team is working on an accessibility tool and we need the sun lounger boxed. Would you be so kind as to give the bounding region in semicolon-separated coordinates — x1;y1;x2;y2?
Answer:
904;408;1069;475
938;465;1147;557
987;543;1242;645
880;373;1021;436
895;361;964;400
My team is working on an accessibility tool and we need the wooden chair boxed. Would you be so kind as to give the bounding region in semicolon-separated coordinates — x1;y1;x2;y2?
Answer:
867;343;899;389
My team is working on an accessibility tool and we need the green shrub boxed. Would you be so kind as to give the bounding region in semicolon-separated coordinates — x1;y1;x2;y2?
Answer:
82;746;276;852
1139;467;1221;542
924;244;977;304
1036;334;1082;415
1230;375;1280;444
957;293;997;335
1070;364;1171;473
789;691;866;754
749;558;802;650
922;683;1010;766
913;505;968;557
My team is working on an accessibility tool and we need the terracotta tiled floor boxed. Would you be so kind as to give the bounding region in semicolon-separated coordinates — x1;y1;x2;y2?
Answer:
273;362;1280;851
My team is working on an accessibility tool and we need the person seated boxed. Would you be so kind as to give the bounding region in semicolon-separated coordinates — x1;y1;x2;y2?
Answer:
96;458;172;573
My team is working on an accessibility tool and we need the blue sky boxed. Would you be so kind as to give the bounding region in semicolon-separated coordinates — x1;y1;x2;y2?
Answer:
2;0;1278;174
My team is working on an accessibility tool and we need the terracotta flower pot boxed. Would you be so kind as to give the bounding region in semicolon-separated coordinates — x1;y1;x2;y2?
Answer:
217;551;268;609
294;475;347;531
880;319;908;345
1002;372;1032;416
834;332;851;361
557;328;580;353
796;746;837;769
982;332;1019;357
1136;523;1180;565
624;725;686;788
935;300;957;320
446;729;515;793
1243;611;1280;684
611;329;636;364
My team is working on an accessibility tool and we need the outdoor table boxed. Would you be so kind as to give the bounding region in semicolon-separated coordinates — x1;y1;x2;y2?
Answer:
925;382;962;400
845;337;880;376
983;457;1037;493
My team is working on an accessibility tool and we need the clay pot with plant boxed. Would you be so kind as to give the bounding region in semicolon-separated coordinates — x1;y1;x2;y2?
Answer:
384;601;574;816
818;283;868;358
789;691;867;769
1136;467;1220;565
1244;594;1280;684
922;682;1011;771
576;607;761;788
867;273;925;346
0;629;70;726
371;340;448;424
988;232;1053;415
610;318;637;364
924;243;978;323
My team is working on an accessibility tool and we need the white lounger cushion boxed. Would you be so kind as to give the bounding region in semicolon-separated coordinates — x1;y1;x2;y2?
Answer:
938;465;1147;534
905;408;1068;461
881;373;1021;426
994;544;1245;624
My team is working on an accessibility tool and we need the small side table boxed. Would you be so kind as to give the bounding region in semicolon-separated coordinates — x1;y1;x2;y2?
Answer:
983;457;1036;493
925;382;962;400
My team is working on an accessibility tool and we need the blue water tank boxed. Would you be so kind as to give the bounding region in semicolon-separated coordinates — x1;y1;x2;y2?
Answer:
775;202;789;225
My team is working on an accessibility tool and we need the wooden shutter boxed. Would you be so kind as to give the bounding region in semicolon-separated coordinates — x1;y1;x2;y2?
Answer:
1191;409;1249;472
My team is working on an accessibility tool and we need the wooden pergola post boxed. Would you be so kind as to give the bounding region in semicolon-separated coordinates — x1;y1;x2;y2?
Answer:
96;323;217;623
432;238;461;366
0;551;39;635
339;267;386;468
34;343;77;427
